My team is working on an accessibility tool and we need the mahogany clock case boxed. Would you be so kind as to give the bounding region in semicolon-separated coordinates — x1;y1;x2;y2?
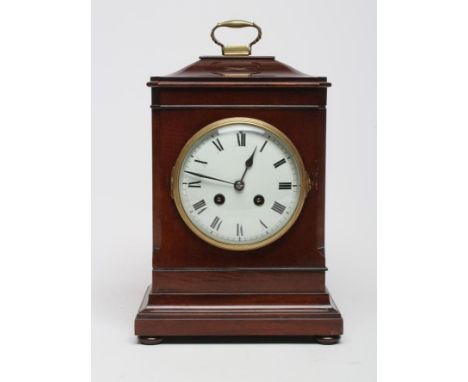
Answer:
134;55;343;343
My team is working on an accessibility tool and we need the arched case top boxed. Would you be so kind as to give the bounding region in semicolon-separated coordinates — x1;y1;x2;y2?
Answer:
148;56;331;87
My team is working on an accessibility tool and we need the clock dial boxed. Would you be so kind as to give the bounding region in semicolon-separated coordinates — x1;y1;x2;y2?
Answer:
172;117;309;251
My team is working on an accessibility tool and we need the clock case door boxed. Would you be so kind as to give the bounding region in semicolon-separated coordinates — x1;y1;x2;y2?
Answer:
135;55;343;340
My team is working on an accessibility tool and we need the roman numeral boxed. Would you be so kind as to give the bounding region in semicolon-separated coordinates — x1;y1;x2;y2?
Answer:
183;180;201;188
212;138;224;151
236;223;244;237
271;201;286;214
260;140;268;152
193;199;207;214
279;182;292;190
273;158;286;168
237;131;246;146
194;159;208;164
259;219;268;229
210;216;222;231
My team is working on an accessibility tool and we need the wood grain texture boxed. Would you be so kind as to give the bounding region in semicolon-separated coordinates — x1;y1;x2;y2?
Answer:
135;55;343;342
152;108;326;269
152;269;326;293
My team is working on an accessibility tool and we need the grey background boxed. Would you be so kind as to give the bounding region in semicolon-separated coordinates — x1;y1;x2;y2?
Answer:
92;0;376;381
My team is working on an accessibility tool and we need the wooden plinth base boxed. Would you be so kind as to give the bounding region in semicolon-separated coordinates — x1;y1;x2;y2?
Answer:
135;286;343;344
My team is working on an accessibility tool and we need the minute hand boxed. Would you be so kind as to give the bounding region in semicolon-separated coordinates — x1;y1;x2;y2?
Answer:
184;170;234;185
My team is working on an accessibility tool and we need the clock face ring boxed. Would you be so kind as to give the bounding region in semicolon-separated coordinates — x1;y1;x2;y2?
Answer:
171;117;310;251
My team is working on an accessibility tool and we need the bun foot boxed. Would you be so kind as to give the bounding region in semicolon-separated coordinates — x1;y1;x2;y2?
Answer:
316;336;340;345
139;336;163;345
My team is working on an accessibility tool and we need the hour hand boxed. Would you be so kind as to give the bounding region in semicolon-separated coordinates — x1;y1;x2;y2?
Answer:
245;146;257;168
184;170;234;185
239;146;257;184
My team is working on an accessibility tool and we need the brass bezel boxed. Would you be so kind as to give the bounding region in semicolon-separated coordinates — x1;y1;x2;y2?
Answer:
172;117;310;251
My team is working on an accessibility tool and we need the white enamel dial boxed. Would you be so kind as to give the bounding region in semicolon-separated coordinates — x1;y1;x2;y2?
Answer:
173;118;308;251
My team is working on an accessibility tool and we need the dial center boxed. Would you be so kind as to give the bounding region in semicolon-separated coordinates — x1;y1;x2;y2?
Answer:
234;180;245;191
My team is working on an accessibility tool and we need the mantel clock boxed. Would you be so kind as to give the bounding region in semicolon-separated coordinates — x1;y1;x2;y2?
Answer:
135;20;343;344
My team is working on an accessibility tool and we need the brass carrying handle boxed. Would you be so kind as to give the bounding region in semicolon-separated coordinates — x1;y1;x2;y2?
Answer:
210;20;262;56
